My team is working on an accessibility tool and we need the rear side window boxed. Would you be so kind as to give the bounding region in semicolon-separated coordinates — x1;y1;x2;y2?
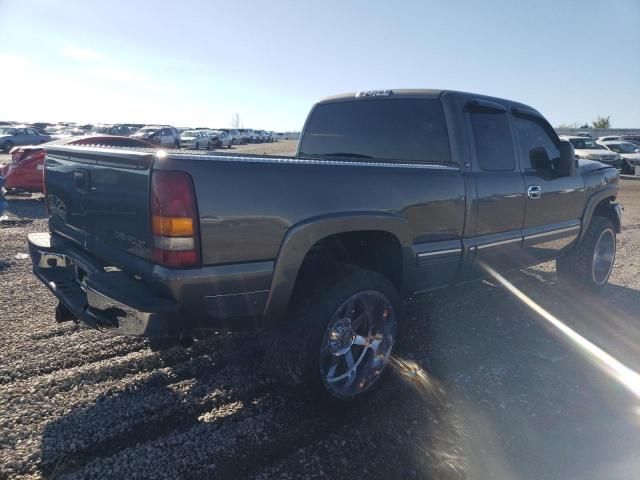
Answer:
514;116;560;169
470;111;515;171
299;98;451;164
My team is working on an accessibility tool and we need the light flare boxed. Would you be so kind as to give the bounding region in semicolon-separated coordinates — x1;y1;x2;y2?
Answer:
479;261;640;399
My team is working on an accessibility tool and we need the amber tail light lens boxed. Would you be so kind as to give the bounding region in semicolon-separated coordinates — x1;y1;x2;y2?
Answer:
150;170;200;268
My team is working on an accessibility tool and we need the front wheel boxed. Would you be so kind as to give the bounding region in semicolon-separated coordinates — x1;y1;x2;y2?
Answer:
557;217;616;291
3;140;13;153
271;268;401;405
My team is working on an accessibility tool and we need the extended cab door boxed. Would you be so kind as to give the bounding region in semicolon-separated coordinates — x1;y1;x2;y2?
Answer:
465;99;526;274
512;110;585;263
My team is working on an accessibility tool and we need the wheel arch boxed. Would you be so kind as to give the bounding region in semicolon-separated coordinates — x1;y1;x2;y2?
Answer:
579;186;621;243
263;212;414;325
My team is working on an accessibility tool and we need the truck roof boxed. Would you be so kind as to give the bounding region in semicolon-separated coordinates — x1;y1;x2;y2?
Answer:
317;89;539;114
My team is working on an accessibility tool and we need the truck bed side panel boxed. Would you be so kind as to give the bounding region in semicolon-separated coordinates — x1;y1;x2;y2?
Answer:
155;155;466;266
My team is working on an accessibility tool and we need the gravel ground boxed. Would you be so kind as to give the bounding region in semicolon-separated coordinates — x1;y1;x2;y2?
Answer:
0;177;639;479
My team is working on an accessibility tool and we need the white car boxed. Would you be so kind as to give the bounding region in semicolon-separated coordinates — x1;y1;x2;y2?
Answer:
597;140;640;174
180;130;211;150
560;136;622;169
596;135;622;143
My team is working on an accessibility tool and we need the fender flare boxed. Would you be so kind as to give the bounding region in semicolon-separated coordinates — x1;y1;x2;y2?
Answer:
263;212;414;324
579;186;621;243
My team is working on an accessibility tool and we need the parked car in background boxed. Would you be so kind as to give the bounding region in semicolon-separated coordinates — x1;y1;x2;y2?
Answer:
575;131;593;138
28;126;50;135
207;130;232;148
49;127;86;141
237;129;251;143
0;126;51;152
131;125;181;148
180;130;211;149
90;124;136;136
219;129;243;144
597;140;640;174
622;135;640;147
246;129;259;143
1;135;152;193
258;130;269;142
597;135;621;143
560;135;622;169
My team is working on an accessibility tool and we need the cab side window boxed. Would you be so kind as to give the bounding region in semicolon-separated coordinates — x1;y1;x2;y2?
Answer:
470;111;515;171
514;116;560;169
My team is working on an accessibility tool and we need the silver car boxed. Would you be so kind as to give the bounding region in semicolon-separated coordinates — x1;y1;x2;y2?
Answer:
598;140;640;174
180;130;211;150
0;126;51;152
207;130;233;148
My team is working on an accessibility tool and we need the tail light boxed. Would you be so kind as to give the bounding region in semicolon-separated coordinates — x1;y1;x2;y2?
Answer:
10;147;23;164
150;170;200;268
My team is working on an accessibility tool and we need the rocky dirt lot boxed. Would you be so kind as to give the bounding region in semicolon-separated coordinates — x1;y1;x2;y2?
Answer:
0;176;639;480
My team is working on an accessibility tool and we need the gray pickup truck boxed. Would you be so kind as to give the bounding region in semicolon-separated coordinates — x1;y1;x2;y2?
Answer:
29;89;622;403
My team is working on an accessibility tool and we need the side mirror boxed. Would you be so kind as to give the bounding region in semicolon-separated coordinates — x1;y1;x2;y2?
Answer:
556;140;576;176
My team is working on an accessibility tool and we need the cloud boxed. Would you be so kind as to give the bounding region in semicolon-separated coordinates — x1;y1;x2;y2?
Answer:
61;46;103;62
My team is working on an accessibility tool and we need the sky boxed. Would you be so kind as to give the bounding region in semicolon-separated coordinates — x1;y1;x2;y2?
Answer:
0;0;638;131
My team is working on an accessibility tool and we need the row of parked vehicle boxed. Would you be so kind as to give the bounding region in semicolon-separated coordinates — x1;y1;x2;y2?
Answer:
131;126;282;150
0;121;284;153
560;134;640;174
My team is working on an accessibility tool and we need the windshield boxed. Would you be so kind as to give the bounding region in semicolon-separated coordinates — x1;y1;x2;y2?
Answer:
606;142;639;154
181;130;199;136
568;138;606;150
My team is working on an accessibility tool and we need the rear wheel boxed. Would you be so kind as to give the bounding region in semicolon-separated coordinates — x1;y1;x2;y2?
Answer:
557;217;616;291
195;142;200;150
3;140;13;153
268;267;401;405
621;160;633;175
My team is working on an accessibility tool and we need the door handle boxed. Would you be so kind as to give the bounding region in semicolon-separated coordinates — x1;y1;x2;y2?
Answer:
527;185;542;199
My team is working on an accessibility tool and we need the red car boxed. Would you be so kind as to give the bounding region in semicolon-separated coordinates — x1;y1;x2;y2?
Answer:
1;135;152;193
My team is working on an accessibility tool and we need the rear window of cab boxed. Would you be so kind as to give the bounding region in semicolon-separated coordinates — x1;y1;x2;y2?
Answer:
299;98;452;164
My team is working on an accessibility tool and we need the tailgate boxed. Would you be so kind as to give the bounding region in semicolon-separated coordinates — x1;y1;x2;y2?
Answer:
45;145;156;262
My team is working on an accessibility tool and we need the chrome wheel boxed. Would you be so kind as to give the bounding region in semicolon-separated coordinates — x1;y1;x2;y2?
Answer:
592;228;615;285
319;291;396;398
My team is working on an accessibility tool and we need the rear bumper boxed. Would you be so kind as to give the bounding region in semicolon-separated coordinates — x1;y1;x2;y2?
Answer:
28;232;274;336
28;232;177;336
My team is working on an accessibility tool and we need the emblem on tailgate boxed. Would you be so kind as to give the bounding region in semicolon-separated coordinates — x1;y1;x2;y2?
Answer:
113;230;147;250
